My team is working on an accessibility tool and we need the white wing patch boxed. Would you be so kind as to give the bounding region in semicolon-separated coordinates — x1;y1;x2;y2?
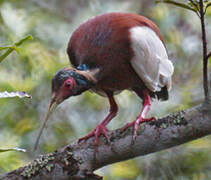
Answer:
130;26;174;92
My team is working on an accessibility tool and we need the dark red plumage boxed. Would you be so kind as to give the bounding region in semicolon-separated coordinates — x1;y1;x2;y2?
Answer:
34;12;174;150
67;13;164;95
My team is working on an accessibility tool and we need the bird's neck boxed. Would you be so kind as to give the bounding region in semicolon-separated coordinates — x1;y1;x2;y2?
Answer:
75;68;100;84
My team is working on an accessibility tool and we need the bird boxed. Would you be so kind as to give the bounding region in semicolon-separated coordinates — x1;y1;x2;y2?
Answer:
34;12;174;150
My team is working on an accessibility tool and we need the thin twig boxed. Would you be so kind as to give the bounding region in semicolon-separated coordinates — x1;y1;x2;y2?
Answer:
207;52;211;60
199;0;209;100
189;0;201;17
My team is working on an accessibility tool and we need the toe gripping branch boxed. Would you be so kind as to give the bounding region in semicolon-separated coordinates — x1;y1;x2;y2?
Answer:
121;90;155;140
78;93;118;148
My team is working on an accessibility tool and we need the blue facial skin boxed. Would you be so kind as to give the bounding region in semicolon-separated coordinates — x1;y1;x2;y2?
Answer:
65;71;87;86
52;65;90;92
75;75;88;86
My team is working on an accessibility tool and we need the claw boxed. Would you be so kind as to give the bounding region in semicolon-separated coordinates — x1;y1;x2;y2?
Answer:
78;94;117;151
120;90;155;141
78;124;110;148
121;117;155;140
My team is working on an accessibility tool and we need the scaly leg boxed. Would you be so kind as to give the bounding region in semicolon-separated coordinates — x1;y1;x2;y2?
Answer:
121;90;155;140
78;93;118;146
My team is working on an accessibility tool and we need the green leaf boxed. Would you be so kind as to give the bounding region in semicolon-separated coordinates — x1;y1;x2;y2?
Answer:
0;35;33;63
13;46;21;54
155;0;197;13
14;35;33;46
0;46;14;51
188;0;200;11
0;147;26;153
205;1;211;10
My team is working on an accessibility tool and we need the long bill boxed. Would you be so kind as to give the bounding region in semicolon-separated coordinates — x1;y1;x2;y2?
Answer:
33;98;58;151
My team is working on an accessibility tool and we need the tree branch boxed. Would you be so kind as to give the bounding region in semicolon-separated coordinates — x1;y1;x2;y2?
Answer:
1;102;211;180
199;0;209;100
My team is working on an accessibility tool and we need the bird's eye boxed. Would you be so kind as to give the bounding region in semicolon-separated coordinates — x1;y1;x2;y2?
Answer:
65;81;71;88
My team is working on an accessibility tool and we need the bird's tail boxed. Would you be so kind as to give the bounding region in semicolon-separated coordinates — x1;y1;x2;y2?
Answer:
151;86;169;101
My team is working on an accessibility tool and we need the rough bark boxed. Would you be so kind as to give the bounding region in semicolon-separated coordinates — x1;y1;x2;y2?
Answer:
1;101;211;180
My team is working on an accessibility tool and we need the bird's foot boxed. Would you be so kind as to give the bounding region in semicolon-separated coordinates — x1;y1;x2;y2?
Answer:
121;117;155;140
78;124;110;147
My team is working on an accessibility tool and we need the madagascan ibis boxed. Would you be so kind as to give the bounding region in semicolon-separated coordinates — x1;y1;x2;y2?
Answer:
34;12;174;150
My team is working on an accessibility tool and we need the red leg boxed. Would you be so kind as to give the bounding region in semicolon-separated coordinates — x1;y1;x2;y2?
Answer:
121;90;155;140
78;93;118;146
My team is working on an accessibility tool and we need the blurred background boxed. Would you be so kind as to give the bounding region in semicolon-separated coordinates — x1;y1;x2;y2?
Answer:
0;0;211;179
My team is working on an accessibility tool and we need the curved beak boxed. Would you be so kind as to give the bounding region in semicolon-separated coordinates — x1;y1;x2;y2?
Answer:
33;93;59;151
47;93;59;116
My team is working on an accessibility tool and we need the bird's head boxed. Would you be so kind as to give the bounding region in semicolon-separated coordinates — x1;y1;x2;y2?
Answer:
33;67;94;150
49;68;92;111
34;67;99;151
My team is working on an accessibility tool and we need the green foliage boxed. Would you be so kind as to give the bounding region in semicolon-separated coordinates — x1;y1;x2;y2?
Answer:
205;1;211;13
156;0;211;17
156;0;198;13
0;24;32;152
0;35;33;63
0;35;33;100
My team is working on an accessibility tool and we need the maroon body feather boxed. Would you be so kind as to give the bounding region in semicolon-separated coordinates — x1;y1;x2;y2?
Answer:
67;12;166;98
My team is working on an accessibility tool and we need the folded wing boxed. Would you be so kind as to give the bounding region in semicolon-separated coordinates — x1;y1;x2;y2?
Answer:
129;26;174;92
